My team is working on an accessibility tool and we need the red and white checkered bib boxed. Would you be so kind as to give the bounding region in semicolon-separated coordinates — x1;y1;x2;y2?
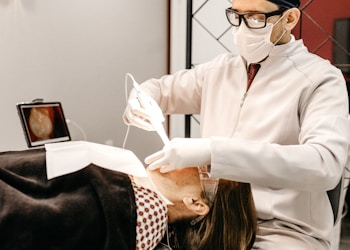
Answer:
131;179;168;250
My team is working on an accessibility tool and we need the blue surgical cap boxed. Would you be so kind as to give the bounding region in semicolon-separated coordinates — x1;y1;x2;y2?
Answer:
267;0;300;8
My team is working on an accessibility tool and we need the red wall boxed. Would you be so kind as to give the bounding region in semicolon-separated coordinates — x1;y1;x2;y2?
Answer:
293;0;350;65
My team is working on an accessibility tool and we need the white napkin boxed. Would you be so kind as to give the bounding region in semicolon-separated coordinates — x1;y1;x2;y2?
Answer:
45;141;147;179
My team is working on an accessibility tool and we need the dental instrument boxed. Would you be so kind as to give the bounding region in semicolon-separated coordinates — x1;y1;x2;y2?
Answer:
126;73;170;145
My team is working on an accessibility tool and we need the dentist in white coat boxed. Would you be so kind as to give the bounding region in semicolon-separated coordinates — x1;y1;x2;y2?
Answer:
123;0;350;249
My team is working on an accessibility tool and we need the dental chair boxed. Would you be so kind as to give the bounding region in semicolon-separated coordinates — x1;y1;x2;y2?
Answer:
329;115;350;250
329;166;350;250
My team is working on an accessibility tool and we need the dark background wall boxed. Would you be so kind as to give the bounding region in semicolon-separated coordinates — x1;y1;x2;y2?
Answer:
293;0;349;64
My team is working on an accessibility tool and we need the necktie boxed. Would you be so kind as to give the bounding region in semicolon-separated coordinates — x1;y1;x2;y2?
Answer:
247;63;261;91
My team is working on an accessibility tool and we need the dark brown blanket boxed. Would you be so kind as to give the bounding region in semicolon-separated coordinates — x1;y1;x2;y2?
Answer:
0;149;137;250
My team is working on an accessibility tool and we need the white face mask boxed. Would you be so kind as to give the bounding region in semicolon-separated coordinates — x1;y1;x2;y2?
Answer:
233;15;286;63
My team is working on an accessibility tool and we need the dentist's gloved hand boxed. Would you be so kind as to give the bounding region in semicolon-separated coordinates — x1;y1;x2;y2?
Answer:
123;95;155;131
145;138;211;173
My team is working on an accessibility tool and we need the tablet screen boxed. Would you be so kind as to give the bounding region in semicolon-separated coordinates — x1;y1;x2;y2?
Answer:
17;102;71;147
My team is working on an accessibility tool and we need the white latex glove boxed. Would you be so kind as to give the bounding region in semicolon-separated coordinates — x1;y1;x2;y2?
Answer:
145;138;211;173
123;96;155;131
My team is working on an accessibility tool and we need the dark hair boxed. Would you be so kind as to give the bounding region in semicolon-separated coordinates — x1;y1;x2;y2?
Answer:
267;0;300;9
168;180;257;250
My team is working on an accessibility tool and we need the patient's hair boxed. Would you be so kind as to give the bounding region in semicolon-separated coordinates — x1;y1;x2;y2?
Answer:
168;180;257;250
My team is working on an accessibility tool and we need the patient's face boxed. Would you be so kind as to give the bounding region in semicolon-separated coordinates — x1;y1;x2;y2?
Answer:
147;167;202;203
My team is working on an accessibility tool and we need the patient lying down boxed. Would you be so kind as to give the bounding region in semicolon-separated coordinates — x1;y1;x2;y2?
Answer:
0;149;256;250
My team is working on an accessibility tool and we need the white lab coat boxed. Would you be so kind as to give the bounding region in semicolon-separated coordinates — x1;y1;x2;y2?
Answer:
140;38;350;249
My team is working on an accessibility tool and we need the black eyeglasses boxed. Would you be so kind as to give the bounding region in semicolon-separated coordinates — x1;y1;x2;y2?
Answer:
225;8;286;29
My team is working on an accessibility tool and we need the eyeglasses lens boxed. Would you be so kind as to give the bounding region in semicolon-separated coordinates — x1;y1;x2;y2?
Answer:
226;11;266;29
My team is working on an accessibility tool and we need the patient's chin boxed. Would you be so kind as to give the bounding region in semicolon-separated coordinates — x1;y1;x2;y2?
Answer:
147;167;175;187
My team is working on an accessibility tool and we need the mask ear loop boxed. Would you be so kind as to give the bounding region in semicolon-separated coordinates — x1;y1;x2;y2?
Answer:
273;28;287;45
271;10;290;45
